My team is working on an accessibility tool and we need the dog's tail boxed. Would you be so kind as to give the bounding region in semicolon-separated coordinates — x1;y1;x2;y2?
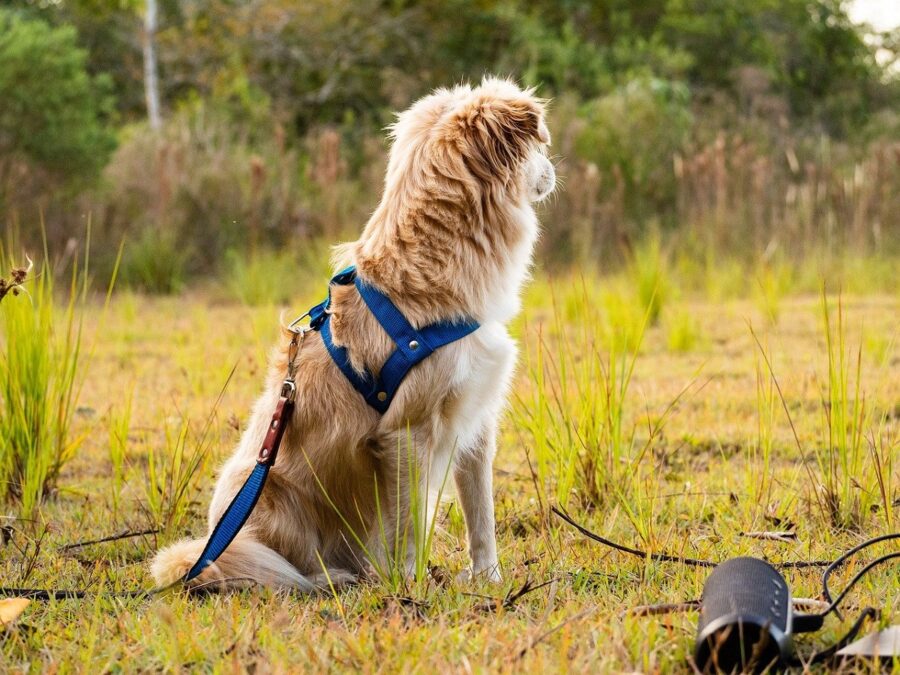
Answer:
151;534;354;592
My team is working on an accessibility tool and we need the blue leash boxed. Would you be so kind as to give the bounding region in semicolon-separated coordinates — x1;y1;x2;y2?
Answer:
184;266;478;582
184;393;295;582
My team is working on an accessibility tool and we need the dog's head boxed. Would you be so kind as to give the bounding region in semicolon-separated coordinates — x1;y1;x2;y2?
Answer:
387;77;555;209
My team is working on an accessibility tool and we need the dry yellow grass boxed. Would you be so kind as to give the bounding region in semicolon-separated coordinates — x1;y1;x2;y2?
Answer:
0;277;897;672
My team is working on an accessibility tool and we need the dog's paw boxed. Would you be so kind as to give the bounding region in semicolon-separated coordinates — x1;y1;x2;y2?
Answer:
308;568;358;591
456;565;502;584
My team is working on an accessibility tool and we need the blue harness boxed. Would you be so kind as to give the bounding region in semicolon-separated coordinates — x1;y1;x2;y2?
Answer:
305;266;480;414
184;266;478;582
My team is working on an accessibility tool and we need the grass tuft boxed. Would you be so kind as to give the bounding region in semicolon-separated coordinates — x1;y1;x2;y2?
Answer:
664;307;704;353
224;247;298;306
512;278;654;512
107;387;133;517
0;249;86;515
815;291;872;530
141;415;212;535
627;231;668;326
141;368;233;535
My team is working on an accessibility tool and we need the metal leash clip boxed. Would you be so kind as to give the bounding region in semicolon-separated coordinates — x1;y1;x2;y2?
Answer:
286;311;312;335
280;322;308;402
280;379;297;401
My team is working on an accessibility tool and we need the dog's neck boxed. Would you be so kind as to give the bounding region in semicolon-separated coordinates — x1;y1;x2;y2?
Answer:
344;192;538;327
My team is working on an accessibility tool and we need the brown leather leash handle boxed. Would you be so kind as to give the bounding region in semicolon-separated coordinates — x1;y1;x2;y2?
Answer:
257;394;293;465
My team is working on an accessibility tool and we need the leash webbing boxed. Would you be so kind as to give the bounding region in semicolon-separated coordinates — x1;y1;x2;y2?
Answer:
183;395;294;581
183;331;303;583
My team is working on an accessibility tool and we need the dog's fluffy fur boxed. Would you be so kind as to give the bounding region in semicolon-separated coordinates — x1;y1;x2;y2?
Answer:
151;77;555;590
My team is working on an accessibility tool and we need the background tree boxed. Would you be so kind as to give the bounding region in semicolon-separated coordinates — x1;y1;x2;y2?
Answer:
0;9;116;207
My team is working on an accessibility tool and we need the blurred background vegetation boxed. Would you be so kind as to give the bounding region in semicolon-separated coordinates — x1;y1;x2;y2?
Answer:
2;0;898;293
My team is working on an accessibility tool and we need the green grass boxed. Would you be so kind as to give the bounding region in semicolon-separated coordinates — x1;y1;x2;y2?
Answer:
513;278;652;514
0;253;86;516
664;307;705;353
628;231;668;326
224;247;299;306
0;264;898;671
107;386;132;516
140;370;232;535
221;241;340;307
816;292;876;531
305;434;454;594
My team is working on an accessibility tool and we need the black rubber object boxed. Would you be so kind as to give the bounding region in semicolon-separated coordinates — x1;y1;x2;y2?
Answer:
694;557;793;673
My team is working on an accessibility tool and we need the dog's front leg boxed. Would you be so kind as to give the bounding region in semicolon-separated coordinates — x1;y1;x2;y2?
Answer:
454;422;501;582
369;436;418;580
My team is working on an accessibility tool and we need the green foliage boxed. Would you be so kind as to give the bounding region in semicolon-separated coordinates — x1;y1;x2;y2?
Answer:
0;9;115;186
120;227;189;295
660;0;883;133
7;0;899;275
502;14;610;98
575;78;692;218
73;0;887;134
103;106;312;278
224;248;298;306
0;254;85;515
161;0;421;132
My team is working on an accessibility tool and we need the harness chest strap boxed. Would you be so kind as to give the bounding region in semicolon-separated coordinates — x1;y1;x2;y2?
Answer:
314;266;480;414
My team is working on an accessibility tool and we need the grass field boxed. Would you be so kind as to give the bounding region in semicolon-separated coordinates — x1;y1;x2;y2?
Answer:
1;267;898;672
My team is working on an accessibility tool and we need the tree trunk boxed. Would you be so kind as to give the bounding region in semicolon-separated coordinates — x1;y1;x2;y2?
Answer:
143;0;161;131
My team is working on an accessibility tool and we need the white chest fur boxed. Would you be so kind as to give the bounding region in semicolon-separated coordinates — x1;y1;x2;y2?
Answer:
442;321;517;455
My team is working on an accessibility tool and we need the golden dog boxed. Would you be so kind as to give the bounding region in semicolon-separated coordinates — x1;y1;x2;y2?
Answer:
152;77;556;589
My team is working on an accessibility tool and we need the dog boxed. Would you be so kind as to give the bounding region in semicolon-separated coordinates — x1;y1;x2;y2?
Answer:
151;76;556;590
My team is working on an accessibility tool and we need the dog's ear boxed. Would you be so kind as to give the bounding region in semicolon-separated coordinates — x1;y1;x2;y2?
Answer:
445;89;548;177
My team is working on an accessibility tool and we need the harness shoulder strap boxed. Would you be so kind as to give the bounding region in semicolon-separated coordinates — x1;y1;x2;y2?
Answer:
320;317;376;398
